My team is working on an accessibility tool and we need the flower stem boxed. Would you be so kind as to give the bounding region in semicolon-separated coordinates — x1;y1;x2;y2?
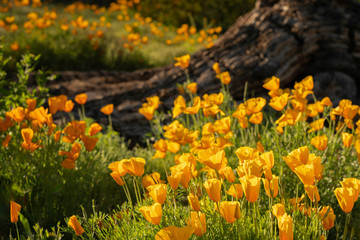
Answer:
216;202;224;234
343;212;351;240
15;222;20;240
108;114;113;130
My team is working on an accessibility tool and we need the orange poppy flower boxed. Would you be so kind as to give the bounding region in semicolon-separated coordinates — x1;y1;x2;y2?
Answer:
155;226;195;240
68;215;84;236
2;134;11;148
186;82;197;94
242;159;264;177
238;117;248;129
249;112;263;124
219;166;236;183
276;108;302;127
7;107;25;122
187;193;201;211
167;172;181;190
343;104;359;120
62;121;86;143
235;146;259;164
340;178;360;201
147;184;167;204
197;147;227;171
63;100;75;113
219;201;241;224
311;135;328;151
139;104;156;120
110;171;124;186
21;128;43;152
170;163;192;188
183;96;201;115
334;187;356;213
232;103;247;119
139;202;162;225
28;107;49;124
278;213;293;240
319;206;335;231
245;97;266;115
89;123;102;136
54;130;61;142
283;146;310;171
10;42;20;51
203;178;221;202
262;175;279;198
108;160;128;177
295;75;313;90
174;54;190;69
155;226;194;240
240;175;260;203
308;118;325;133
294;164;315;185
212;62;221;74
321;97;333;107
100;104;114;115
172;95;186;118
304;184;320;202
80;135;98;151
0;115;13;131
291;98;308;111
269;93;289;111
225;185;243;200
74;93;88;105
187;211;206;236
342;132;353;148
213;116;231;134
216;71;231;85
10;201;21;223
142;172;165;189
272;203;285;218
59;142;82;169
263;76;280;91
26;98;37;112
122;157;146;176
48;95;67;115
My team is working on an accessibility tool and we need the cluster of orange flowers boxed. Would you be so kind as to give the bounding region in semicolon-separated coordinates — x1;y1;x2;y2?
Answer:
111;54;360;239
0;93;116;170
165;24;222;49
8;54;360;238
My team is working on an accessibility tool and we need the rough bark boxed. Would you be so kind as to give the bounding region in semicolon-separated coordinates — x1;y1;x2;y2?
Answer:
47;0;360;143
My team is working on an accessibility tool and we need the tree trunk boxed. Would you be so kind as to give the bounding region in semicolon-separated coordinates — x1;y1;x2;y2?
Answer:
48;0;360;143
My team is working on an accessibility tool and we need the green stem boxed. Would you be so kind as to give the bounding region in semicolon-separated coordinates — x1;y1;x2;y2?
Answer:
122;177;132;204
81;104;86;119
243;81;248;102
269;196;273;238
173;190;177;209
253;202;258;237
197;211;206;239
237;216;241;240
15;222;20;240
108;114;112;130
343;213;351;240
216;202;224;234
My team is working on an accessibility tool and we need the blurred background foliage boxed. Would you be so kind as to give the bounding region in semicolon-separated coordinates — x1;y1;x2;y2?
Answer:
48;0;256;30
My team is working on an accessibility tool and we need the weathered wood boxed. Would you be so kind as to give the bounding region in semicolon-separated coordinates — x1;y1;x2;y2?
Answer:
47;0;360;142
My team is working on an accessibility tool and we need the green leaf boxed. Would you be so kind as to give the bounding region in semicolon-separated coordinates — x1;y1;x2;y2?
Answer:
19;212;34;239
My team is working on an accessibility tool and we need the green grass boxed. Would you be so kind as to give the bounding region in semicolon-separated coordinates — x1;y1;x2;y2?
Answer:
0;1;221;71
